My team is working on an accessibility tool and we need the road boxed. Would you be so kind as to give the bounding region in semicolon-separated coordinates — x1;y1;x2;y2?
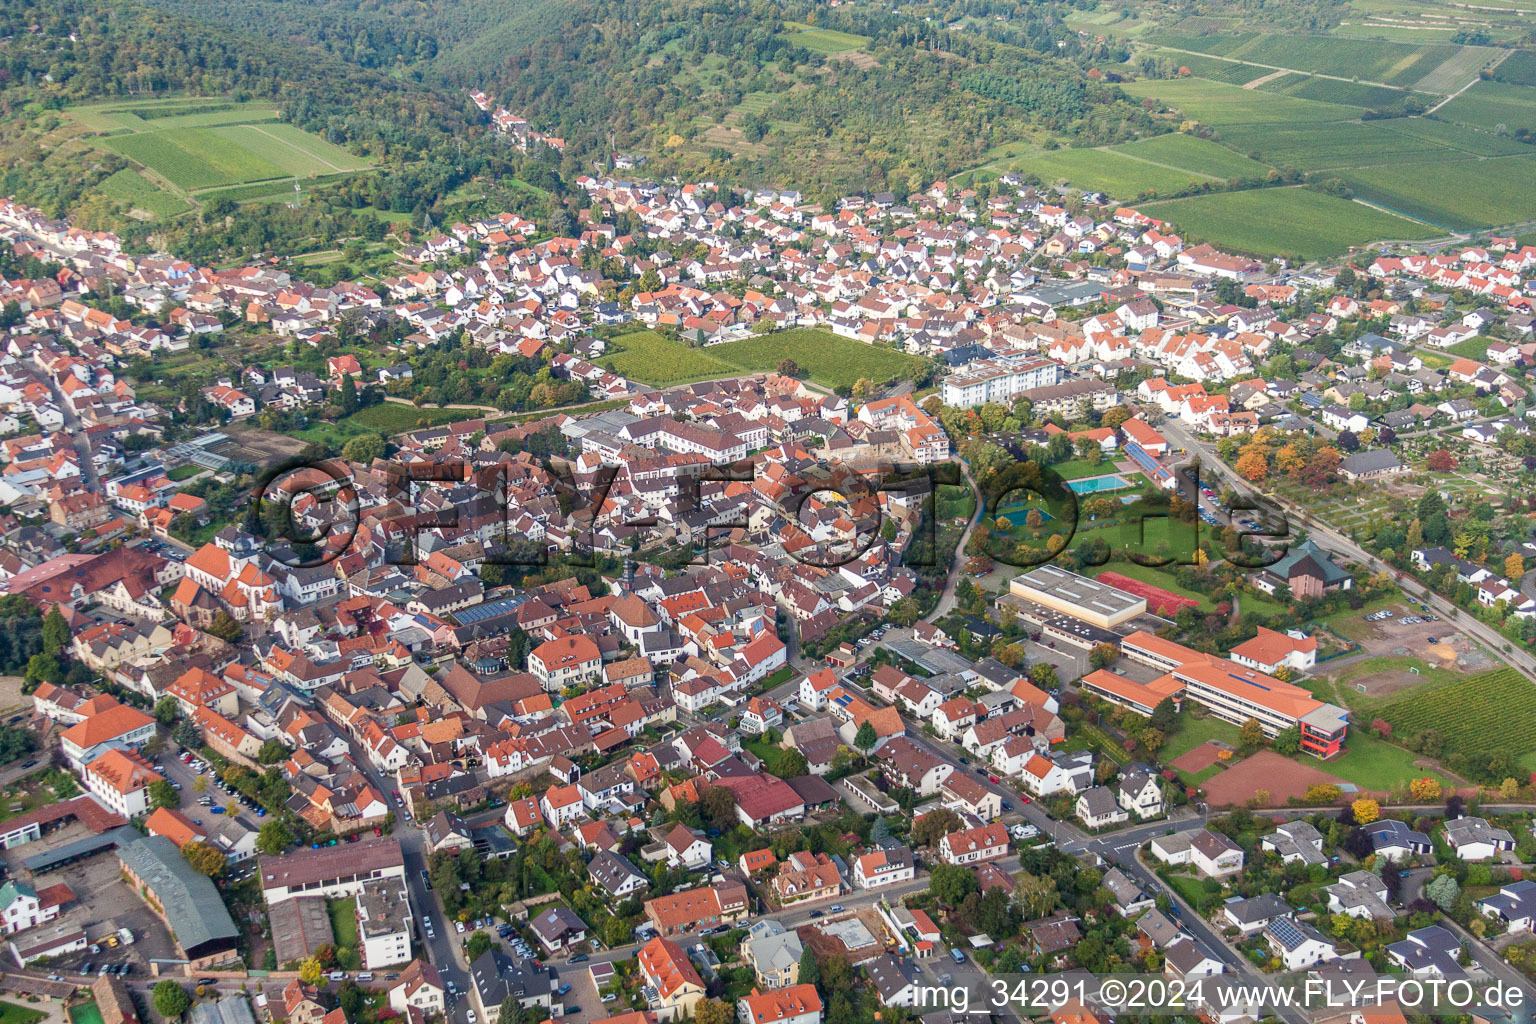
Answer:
1156;415;1536;684
33;359;102;492
927;461;984;622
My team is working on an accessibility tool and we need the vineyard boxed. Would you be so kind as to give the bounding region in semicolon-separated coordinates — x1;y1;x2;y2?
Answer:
599;330;735;385
1378;667;1536;775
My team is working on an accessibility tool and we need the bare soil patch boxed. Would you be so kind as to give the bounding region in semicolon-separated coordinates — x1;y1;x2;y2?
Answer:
1202;750;1345;807
1171;741;1228;774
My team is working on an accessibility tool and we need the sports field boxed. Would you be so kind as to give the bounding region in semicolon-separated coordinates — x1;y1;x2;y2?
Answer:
1140;187;1435;258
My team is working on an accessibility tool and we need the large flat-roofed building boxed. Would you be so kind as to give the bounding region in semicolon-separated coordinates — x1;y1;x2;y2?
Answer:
941;356;1061;409
117;834;240;968
259;836;406;905
1009;566;1146;630
1115;631;1347;758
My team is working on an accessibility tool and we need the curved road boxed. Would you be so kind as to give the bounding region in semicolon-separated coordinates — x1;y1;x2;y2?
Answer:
927;460;984;621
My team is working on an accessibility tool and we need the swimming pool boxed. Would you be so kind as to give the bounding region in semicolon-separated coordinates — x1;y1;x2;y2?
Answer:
1068;474;1130;494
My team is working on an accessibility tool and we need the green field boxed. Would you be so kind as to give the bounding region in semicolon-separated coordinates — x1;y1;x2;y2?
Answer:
1111;133;1272;179
1373;116;1534;156
1119;77;1362;125
1439;79;1536;135
1494;49;1536;87
1379;667;1536;778
779;22;869;52
1336;154;1536;230
1141;187;1434;258
1216;120;1454;170
1151;51;1274;85
96;168;191;220
707;329;928;389
73;97;373;199
1262;75;1417;111
600;330;736;385
1148;33;1459;88
1014;147;1217;197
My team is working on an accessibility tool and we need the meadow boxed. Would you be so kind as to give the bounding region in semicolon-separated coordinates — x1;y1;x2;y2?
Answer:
599;330;736;385
1140;187;1435;258
708;329;928;390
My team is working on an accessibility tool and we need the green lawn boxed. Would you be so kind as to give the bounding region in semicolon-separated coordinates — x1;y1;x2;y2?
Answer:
707;329;929;390
1140;187;1435;259
1161;712;1242;761
1046;458;1118;481
1323;730;1449;791
1446;335;1495;360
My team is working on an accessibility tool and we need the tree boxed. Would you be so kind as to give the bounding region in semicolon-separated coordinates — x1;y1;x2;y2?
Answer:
258;739;289;765
206;610;243;642
911;808;962;847
149;779;180;810
771;748;809;779
1236;450;1268;482
693;1000;733;1024
1305;783;1342;805
1238;717;1265;750
1426;448;1459;473
1030;663;1059;690
339;375;359;415
257;820;294;856
799;945;820;992
1351;798;1381;824
1150;698;1178;734
182;841;227;878
153;982;191;1020
700;785;737;833
1499;777;1520;799
929;862;979;906
1089;643;1118;670
1409;777;1441;801
153;696;180;726
1336;429;1359;453
1424;874;1459;913
342;434;387;464
41;605;69;656
853;720;878;755
1269;726;1300;756
466;931;493;961
1506;553;1526;581
777;359;800;378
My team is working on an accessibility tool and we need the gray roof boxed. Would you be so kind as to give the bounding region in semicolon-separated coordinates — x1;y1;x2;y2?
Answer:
118;835;239;957
189;998;256;1024
1341;449;1403;475
1223;893;1292;925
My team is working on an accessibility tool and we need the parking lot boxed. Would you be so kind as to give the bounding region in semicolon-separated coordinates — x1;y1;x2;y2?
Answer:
15;846;179;974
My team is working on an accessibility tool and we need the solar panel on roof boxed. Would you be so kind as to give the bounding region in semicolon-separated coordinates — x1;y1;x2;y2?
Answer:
1268;917;1305;949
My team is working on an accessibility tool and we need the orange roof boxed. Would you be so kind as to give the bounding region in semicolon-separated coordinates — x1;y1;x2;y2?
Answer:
61;704;154;750
637;937;703;999
145;807;205;848
86;748;161;795
740;986;822;1024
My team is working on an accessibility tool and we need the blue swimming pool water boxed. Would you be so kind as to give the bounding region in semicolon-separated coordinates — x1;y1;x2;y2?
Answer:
1068;474;1130;494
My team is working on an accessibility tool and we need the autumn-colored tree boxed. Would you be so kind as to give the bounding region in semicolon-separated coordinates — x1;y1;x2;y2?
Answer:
1426;448;1458;473
1302;446;1343;486
1506;553;1525;580
1275;443;1307;476
1499;777;1521;799
1409;777;1440;801
1304;783;1342;805
1238;717;1265;750
1102;407;1130;430
1026;509;1044;530
181;841;227;878
1351;797;1381;824
1235;450;1268;482
693;1000;733;1024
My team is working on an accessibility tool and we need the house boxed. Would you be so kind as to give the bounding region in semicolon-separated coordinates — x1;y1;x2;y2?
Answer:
863;954;922;1007
1265;917;1344;971
1150;830;1244;877
83;748;162;818
737;985;822;1024
1163;938;1225;980
1442;816;1516;861
660;824;712;870
1115;770;1164;819
467;948;559;1024
1325;871;1394;921
1262;821;1327;867
0;880;71;935
389;960;446;1017
851;844;915;890
1386;926;1464;976
1478;880;1536;934
1220;894;1293;937
1230;628;1318;676
644;883;749;936
529;905;587;955
1361;819;1431;863
770;852;841;906
1101;867;1154;917
1075;787;1129;829
589;850;649;899
741;920;804;989
59;703;157;767
938;823;1009;865
637;936;706;1021
1253;540;1352;599
1029;913;1081;957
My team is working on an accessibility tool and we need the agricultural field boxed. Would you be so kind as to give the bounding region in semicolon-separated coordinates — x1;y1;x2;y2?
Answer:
779;21;869;52
1261;75;1418;111
96;168;191;220
1150;51;1273;85
1494;49;1536;87
1439;79;1536;135
1147;33;1460;88
68;96;374;200
1119;78;1362;125
1372;116;1533;156
599;330;736;385
1378;667;1536;776
1217;120;1441;170
707;329;928;390
1109;133;1272;179
1013;146;1218;197
1140;187;1435;258
1335;154;1536;230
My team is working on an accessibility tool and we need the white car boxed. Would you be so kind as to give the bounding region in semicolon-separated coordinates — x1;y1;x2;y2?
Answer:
466;1014;476;1024
455;920;466;934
